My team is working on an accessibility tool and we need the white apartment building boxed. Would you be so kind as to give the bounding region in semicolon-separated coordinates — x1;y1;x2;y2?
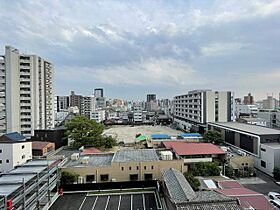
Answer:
91;110;106;123
133;111;143;123
82;96;95;119
236;104;258;118
0;132;32;173
258;109;280;128
0;46;54;137
174;90;234;132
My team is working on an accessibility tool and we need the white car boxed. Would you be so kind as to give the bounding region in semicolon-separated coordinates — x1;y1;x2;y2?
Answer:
270;200;280;209
268;192;280;200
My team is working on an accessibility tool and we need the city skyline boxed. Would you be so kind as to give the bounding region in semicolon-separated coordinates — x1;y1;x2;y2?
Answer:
0;1;279;100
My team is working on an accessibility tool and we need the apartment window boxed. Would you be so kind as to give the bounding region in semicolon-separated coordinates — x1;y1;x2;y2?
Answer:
129;166;132;170
261;148;266;152
121;167;124;171
6;159;9;163
22;145;25;149
0;149;2;153
136;166;139;170
130;174;138;181
0;160;2;164
144;166;146;170
100;174;109;181
86;175;95;183
261;160;266;168
151;166;154;170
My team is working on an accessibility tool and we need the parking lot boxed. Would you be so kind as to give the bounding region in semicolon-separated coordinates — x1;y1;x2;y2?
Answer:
50;192;159;210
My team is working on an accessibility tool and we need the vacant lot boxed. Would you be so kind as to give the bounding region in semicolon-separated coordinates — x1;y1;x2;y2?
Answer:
103;125;180;143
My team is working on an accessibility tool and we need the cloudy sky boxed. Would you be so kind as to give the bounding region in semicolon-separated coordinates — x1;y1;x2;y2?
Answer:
0;0;279;100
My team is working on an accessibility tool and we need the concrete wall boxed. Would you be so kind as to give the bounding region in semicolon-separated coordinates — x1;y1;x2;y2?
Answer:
62;159;185;183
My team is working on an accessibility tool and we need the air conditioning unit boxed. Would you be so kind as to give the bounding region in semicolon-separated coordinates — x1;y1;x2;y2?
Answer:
71;153;79;160
81;156;89;164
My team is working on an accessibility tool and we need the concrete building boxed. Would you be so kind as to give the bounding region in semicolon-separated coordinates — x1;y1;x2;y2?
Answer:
235;104;258;118
263;95;278;109
0;46;54;137
82;96;95;119
258;109;280;128
70;91;83;114
94;88;104;98
243;93;254;105
62;149;184;183
56;96;69;112
0;159;60;210
32;141;55;156
91;110;106;123
147;94;156;102
208;122;280;176
174;90;234;132
133;111;143;123
0;132;32;173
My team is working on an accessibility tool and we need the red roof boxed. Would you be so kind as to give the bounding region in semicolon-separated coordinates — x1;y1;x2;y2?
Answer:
218;181;244;189
238;195;274;210
163;141;226;156
215;188;260;196
82;147;101;155
32;141;54;150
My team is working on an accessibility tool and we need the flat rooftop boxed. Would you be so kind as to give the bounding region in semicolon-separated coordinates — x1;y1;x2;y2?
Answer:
112;149;159;162
66;154;114;167
209;122;280;135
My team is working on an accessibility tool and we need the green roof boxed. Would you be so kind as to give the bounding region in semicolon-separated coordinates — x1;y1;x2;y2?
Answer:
136;135;147;141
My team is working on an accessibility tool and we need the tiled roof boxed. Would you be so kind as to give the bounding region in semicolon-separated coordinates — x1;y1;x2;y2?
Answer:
161;168;196;203
215;188;260;196
218;180;244;189
112;149;159;162
163;142;226;156
32;141;53;150
0;132;26;142
238;195;274;210
82;147;101;155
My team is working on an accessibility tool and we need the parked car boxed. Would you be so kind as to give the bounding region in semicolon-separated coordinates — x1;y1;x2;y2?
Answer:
270;200;280;209
268;192;280;200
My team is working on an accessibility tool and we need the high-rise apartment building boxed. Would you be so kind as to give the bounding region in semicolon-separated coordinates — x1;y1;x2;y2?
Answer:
173;90;234;132
146;94;158;111
82;96;95;119
70;91;83;114
147;94;156;102
0;46;54;137
56;96;70;112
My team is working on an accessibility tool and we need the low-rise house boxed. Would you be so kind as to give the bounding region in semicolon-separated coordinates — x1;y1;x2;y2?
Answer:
161;168;242;210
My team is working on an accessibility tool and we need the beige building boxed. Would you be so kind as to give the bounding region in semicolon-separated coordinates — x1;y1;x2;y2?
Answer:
62;149;185;183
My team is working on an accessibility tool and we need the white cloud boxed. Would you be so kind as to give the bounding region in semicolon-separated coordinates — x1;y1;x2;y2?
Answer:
200;42;250;56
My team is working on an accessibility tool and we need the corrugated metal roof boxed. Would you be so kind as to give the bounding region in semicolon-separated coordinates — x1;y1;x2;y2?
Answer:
151;134;171;139
178;133;202;138
1;132;25;141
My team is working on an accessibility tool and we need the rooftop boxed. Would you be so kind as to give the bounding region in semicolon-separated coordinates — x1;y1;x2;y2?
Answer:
32;141;54;150
161;168;196;203
112;149;159;162
209;122;280;135
66;154;113;167
178;133;202;138
163;142;226;156
218;180;244;189
151;134;171;139
0;132;26;142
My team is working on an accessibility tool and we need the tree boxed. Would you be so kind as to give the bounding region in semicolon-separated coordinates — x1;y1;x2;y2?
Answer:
273;167;280;180
61;171;79;185
203;130;223;145
184;172;200;191
189;162;221;176
65;115;116;148
225;165;235;178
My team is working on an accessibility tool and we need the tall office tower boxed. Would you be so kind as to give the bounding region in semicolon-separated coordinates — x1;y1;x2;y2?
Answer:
0;45;54;137
94;88;104;98
70;91;83;114
173;90;234;132
147;94;156;102
56;96;70;112
243;93;254;105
